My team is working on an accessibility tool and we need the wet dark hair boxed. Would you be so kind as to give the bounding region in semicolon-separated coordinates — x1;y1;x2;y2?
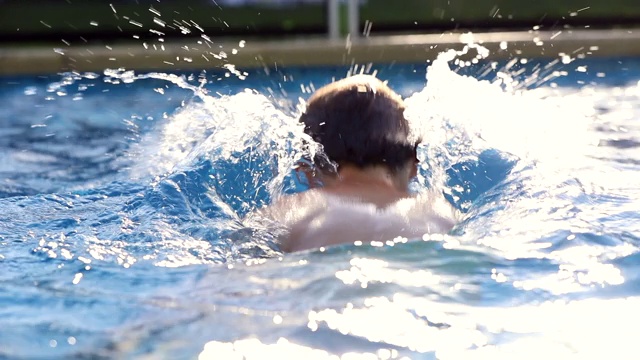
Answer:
300;75;418;174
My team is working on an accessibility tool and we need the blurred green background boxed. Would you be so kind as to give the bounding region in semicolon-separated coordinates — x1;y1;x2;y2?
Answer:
1;0;639;44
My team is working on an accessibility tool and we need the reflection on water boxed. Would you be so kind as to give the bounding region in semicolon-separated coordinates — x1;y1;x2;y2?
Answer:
1;47;640;358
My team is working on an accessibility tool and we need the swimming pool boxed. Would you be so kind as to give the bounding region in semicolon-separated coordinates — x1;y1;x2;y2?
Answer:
1;48;640;359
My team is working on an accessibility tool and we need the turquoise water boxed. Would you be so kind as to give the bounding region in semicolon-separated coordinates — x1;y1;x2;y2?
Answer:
1;50;640;359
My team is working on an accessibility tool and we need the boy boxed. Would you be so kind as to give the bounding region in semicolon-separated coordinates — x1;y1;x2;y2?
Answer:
255;74;457;252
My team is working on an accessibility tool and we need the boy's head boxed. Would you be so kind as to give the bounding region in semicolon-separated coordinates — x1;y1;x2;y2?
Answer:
300;75;418;176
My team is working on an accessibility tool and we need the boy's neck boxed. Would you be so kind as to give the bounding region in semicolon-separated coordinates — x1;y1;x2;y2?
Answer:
322;164;410;196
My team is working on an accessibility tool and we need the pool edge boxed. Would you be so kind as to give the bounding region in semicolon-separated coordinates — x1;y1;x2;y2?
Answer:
1;28;640;75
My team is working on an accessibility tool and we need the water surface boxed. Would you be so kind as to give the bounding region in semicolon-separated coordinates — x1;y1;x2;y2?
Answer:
1;50;639;359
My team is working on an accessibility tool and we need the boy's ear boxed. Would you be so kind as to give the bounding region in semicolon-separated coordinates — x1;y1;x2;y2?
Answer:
410;161;418;178
294;161;323;189
411;141;421;178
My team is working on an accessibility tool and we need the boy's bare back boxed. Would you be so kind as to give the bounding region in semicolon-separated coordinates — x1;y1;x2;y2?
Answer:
255;189;457;252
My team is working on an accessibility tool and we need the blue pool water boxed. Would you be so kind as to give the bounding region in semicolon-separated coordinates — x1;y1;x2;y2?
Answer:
1;49;640;359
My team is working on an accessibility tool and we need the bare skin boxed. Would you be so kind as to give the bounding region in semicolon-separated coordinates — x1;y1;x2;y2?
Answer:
321;165;414;207
253;163;457;252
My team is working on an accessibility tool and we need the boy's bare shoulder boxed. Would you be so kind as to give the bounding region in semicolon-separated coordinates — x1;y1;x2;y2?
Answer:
245;190;330;240
252;190;327;221
244;190;331;252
